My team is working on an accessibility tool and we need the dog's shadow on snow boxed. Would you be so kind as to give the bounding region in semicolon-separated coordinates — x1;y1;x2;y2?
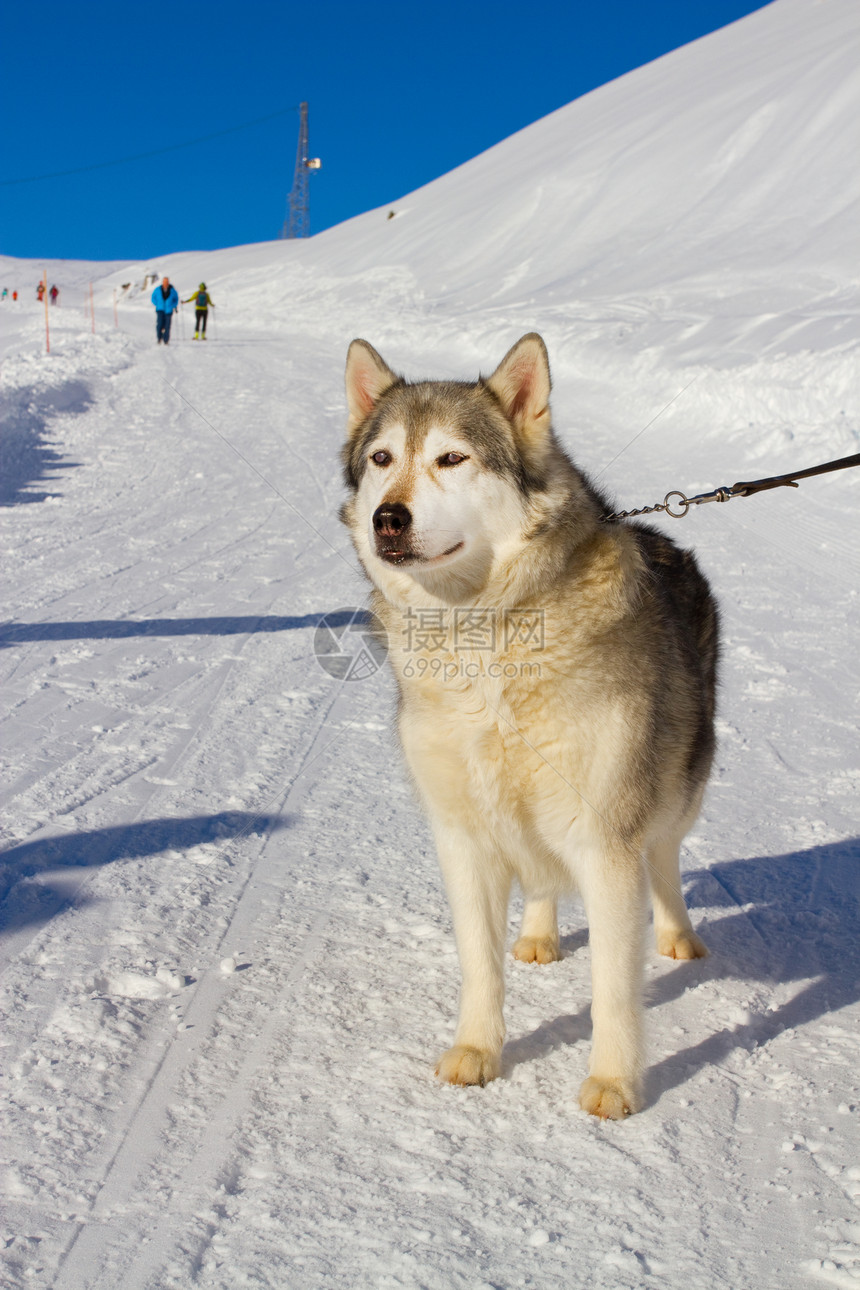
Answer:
502;838;860;1100
0;812;292;938
0;609;365;648
0;377;90;505
501;929;594;1066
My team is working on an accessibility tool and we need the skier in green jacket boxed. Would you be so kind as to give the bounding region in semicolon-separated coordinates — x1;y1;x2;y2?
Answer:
184;283;215;339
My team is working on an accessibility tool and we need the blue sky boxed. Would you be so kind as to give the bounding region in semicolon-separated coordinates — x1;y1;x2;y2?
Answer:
1;0;772;263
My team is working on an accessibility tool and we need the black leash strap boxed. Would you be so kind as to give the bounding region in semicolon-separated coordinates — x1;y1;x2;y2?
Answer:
603;452;860;522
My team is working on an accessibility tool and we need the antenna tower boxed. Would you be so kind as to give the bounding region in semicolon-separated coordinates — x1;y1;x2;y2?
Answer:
281;102;321;239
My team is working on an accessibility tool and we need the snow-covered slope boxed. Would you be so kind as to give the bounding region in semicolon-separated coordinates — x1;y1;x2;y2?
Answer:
1;1;859;1287
312;0;858;304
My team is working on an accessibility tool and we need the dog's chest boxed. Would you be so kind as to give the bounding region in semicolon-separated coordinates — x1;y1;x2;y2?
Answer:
400;650;584;820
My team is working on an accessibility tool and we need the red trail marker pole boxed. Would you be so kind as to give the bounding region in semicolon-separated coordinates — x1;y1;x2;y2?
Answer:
43;270;50;354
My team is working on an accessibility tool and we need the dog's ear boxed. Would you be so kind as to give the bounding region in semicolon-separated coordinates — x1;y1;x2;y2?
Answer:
486;333;552;440
345;339;398;434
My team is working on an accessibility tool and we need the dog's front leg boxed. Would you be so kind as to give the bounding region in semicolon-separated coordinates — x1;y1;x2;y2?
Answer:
434;826;510;1088
577;846;647;1118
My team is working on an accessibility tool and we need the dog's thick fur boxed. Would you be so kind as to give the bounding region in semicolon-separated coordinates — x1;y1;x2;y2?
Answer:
340;334;718;1118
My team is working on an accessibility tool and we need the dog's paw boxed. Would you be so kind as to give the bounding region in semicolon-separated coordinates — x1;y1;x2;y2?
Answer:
512;935;560;965
436;1045;500;1088
579;1075;643;1120
657;928;709;960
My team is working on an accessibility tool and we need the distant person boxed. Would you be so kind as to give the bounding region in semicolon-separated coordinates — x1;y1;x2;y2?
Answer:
12;290;18;301
37;282;45;302
50;284;59;305
1;288;7;300
151;276;179;345
184;282;215;340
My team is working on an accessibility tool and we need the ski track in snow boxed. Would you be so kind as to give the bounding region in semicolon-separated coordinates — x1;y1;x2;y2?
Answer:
2;3;860;1286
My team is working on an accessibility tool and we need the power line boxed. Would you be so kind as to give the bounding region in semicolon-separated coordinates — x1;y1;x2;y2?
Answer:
0;107;300;187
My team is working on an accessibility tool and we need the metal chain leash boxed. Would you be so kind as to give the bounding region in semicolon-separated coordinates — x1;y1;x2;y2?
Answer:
602;452;860;523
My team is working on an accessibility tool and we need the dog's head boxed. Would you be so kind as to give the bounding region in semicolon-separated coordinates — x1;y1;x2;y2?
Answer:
340;334;559;601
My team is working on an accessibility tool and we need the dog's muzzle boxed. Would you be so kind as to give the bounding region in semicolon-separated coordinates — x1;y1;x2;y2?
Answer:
373;502;414;563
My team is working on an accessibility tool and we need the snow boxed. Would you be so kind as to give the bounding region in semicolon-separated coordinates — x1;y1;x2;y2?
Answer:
1;0;859;1285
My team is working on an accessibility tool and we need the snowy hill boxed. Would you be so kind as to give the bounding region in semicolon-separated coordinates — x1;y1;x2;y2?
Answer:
311;0;858;309
1;0;859;1286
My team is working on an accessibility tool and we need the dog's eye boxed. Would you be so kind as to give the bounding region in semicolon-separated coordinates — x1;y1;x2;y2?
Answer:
371;450;391;466
438;452;468;467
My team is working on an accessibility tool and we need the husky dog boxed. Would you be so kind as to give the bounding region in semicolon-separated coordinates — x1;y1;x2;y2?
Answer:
340;334;718;1118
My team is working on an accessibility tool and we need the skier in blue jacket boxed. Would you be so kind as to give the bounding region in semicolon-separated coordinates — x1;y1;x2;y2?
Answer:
151;276;179;344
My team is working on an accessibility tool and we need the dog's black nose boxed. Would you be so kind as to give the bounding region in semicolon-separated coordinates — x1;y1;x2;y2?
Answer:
373;502;412;537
